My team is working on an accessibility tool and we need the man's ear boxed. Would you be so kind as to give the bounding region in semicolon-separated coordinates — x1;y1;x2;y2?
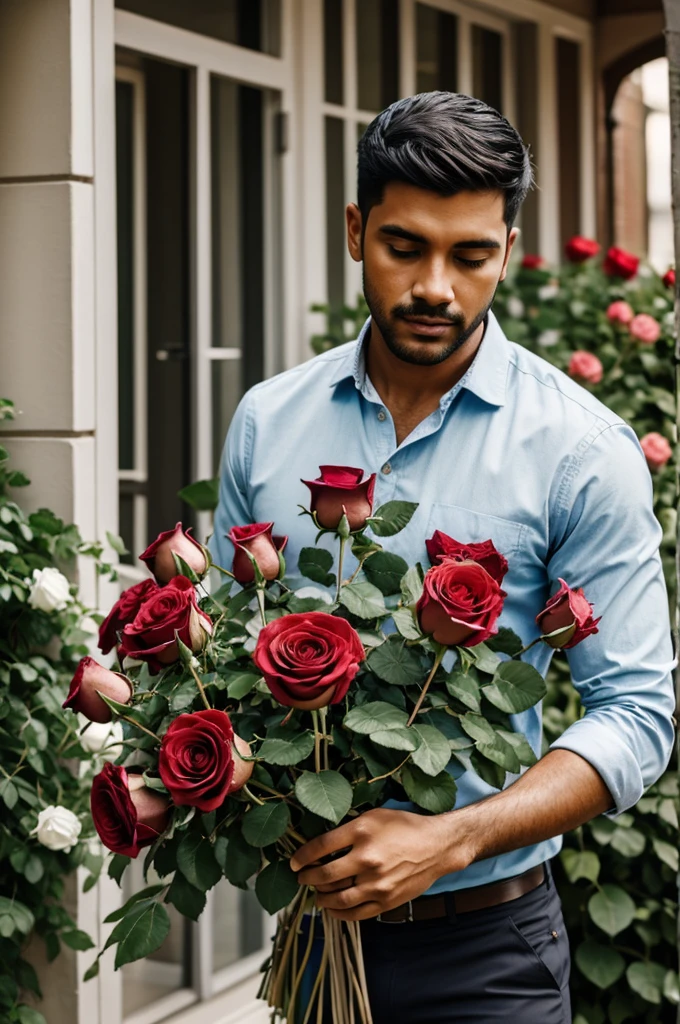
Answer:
499;227;520;281
346;203;363;263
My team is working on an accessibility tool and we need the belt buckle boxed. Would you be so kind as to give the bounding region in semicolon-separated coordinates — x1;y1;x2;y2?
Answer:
377;900;414;924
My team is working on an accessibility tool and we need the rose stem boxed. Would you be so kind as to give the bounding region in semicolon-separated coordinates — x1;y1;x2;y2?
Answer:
256;586;267;629
319;706;329;770
311;710;322;773
342;929;363;1022
120;714;161;742
335;536;347;602
367;753;410;784
513;635;544;659
212;564;236;578
406;643;447;727
188;662;212;711
347;920;373;1023
287;906;317;1020
301;932;329;1024
242;783;265;806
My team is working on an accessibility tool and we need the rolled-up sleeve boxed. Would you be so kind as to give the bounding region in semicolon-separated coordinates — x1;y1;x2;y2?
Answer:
208;394;254;570
546;423;676;813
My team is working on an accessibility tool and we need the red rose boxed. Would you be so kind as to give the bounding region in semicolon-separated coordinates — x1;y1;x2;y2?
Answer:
229;522;288;585
640;432;673;472
302;465;376;532
536;578;600;649
98;578;160;655
521;255;544;270
63;656;132;723
119;576;213;673
568;351;603;385
90;763;170;858
662;268;675;288
140;523;208;585
159;709;252;812
425;531;508;584
253;612;365;709
416;559;506;647
603;246;639;280
564;236;600;263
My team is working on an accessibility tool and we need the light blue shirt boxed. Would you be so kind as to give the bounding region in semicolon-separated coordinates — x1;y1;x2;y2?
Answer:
211;312;675;893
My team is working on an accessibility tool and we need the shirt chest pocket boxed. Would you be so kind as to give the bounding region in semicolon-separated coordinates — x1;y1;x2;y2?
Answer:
425;502;526;564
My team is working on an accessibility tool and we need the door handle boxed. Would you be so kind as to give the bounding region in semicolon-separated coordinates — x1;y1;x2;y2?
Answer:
155;349;188;362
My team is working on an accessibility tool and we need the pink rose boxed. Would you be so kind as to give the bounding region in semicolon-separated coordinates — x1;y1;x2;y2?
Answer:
536;578;600;649
564;236;600;263
603;247;639;280
662;268;675;289
416;559;506;647
568;351;603;385
302;465;376;532
629;314;661;345
63;656;132;723
98;578;160;655
228;522;287;585
521;255;544;270
139;523;208;584
606;301;634;326
640;432;672;472
90;763;170;858
425;531;508;584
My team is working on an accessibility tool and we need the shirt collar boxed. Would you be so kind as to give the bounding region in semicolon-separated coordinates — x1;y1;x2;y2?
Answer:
328;309;510;408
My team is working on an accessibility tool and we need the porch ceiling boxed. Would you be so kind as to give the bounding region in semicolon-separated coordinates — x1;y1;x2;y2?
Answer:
596;0;661;15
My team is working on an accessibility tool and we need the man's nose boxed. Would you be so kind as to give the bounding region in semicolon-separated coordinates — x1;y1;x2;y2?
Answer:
411;259;455;307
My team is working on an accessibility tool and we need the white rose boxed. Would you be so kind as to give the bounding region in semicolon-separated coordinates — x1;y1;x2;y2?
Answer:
537;329;561;347
538;284;559;301
79;615;100;634
31;805;82;853
506;296;525;319
77;715;124;761
28;567;71;613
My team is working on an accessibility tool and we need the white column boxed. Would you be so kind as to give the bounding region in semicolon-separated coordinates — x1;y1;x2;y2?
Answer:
536;22;560;264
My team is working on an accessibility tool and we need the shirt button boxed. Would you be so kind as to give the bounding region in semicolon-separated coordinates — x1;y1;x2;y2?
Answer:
377;409;386;422
382;462;392;475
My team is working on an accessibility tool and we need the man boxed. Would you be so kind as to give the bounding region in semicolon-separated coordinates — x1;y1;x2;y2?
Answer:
210;93;675;1022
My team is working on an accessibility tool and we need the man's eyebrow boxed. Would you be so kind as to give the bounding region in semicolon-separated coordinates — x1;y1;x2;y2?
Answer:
378;225;501;250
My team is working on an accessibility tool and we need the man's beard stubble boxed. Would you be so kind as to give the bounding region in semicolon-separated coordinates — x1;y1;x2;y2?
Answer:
362;270;495;367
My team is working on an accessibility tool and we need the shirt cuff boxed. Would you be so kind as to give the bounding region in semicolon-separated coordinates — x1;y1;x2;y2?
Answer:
549;716;645;815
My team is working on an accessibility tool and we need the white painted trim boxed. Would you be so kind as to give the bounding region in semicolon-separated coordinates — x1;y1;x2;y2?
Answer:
70;0;94;177
116;564;149;586
399;0;416;98
323;102;382;122
579;28;597;237
206;348;243;360
212;948;271;995
118;469;147;482
537;21;560;264
458;11;473;95
123;988;197;1024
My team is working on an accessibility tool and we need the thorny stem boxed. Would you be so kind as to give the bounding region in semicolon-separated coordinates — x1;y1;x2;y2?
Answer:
319;706;329;770
336;536;347;602
188;661;212;711
406;643;446;726
256;587;267;630
120;715;161;743
312;710;322;773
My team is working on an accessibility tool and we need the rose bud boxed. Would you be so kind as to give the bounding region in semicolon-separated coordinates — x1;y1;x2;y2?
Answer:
302;465;376;532
229;522;288;585
564;236;600;263
603;246;639;280
425;531;508;584
536;578;600;649
98;578;160;654
662;268;675;288
159;709;252;812
640;432;673;472
63;656;132;723
90;763;170;858
568;351;603;385
629;313;661;345
119;576;213;673
140;523;208;584
606;300;634;326
253;611;365;709
521;254;543;270
417;559;505;647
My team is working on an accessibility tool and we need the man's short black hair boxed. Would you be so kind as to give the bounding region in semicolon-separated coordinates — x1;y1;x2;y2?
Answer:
357;91;534;228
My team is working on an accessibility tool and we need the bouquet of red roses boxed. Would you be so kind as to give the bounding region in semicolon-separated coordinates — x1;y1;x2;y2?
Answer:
66;467;599;1024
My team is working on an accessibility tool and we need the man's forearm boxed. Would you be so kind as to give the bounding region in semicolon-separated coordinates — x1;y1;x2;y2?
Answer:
444;749;613;872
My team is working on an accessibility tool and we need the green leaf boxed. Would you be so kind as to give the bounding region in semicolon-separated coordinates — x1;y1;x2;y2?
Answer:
176;833;222;891
482;661;547;714
471;643;501;675
259;731;316;766
223;671;259;699
446;668;481;713
106;531;129;556
371;727;419;751
0;778;18;810
486;628;524;656
363;551;409;594
610;827;646;858
588;884;636;936
575;940;625;989
410;725;451;776
400;564;424;606
652;838;678;871
298;547;335;587
61;929;95;951
0;897;34;936
392;607;422;640
589;817;616;846
369;501;418;537
23;855;44;884
460;714;521;772
166;872;207;921
295;770;353;824
105;901;171;969
626;961;666;1005
82;960;100;982
222;832;261;885
256;860;300;913
663;970;680;1005
369;638;424;687
339;581;387;619
108;853;131;885
344;701;409;734
495;729;537;767
104;885;168;923
401;764;457;813
16;1009;47;1024
561;849;601;884
468;749;506;789
242;801;291;847
178;478;219;511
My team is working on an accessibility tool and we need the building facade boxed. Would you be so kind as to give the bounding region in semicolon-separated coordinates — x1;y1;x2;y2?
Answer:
0;1;668;1022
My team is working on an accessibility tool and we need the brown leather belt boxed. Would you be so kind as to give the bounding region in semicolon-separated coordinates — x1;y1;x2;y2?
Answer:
375;864;546;923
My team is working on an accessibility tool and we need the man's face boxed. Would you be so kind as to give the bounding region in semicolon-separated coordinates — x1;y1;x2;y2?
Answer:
347;182;517;366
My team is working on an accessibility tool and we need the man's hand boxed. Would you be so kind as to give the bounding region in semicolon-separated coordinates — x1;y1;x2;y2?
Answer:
289;807;476;922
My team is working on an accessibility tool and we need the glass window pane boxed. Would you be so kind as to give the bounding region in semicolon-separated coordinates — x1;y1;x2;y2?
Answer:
116;80;135;473
416;4;458;94
212;881;264;971
118;491;135;566
324;0;344;105
115;0;281;55
556;37;581;249
325;117;346;308
212;360;244;476
356;0;400;112
472;26;503;113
